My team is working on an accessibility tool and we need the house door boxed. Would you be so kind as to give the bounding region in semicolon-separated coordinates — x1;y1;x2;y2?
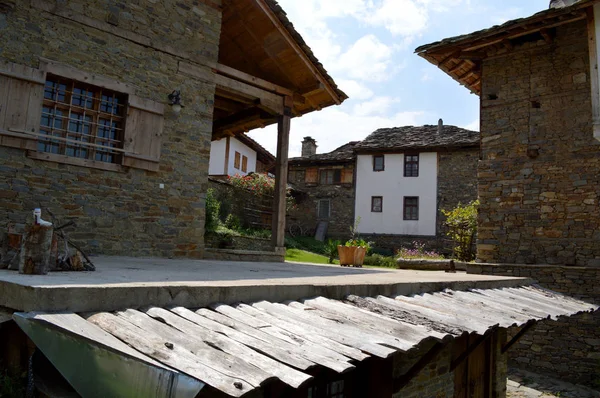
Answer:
453;334;492;398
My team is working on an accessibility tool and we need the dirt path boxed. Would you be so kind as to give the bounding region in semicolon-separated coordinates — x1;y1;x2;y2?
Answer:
507;368;600;398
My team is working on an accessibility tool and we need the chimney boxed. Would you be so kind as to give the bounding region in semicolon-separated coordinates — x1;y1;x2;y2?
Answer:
549;0;578;8
301;136;317;157
438;119;444;134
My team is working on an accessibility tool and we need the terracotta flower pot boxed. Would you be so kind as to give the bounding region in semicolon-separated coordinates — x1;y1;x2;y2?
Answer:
337;245;367;267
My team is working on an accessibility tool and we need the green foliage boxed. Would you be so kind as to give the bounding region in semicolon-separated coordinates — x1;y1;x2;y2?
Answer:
344;217;373;250
205;188;221;232
285;248;339;265
344;238;371;249
285;236;327;255
363;254;397;268
441;200;479;262
228;173;297;211
325;239;341;264
224;214;241;230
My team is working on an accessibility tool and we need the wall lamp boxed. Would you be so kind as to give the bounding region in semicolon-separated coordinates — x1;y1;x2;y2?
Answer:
168;90;184;114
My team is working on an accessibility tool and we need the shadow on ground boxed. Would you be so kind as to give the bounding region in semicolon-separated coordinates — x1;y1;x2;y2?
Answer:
507;368;600;398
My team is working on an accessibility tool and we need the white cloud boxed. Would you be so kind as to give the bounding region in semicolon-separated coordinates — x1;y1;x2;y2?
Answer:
337;79;374;100
365;0;429;37
353;96;400;116
421;73;432;82
333;35;395;82
464;118;480;131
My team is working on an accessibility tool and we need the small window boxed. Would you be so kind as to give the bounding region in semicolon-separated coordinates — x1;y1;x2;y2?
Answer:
38;75;127;163
241;155;248;172
234;151;241;169
305;168;318;184
371;196;383;213
317;199;330;219
319;169;342;185
373;155;384;171
404;154;419;177
404;197;419;220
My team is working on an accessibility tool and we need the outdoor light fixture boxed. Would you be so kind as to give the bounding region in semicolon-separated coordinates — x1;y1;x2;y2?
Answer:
168;90;184;114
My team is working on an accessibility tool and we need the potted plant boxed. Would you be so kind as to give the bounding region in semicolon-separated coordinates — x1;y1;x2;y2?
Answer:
337;218;371;267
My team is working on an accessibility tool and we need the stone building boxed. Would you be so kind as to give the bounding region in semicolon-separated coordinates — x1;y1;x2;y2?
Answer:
287;138;358;239
353;123;479;252
417;0;600;387
0;0;346;258
209;133;275;178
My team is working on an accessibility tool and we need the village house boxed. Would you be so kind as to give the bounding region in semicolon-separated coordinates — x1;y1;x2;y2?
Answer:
353;122;479;252
417;0;600;387
0;0;347;260
287;137;358;239
209;134;275;178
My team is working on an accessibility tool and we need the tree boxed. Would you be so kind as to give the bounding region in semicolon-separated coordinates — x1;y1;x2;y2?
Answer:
442;200;479;262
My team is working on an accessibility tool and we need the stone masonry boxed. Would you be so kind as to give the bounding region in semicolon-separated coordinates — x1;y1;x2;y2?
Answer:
478;20;600;266
0;0;221;258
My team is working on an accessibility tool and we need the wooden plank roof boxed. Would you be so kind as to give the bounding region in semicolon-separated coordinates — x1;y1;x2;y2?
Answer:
14;285;597;397
415;0;596;95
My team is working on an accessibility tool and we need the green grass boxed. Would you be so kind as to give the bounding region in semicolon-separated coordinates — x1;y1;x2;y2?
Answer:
285;248;339;265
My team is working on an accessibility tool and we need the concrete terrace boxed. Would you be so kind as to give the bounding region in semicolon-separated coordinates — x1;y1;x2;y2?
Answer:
0;257;532;312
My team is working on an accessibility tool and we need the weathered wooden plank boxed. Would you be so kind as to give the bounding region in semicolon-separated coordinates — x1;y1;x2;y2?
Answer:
143;307;312;388
470;289;555;319
237;303;368;362
255;301;396;358
168;307;315;371
271;103;290;247
507;287;595;313
128;95;165;115
214;74;284;115
115;309;273;387
484;289;580;318
442;291;533;326
0;310;13;324
199;307;353;374
86;312;251;397
377;295;486;334
302;297;436;348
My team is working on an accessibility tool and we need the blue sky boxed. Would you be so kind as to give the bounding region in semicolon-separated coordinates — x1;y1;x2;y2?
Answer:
248;0;550;157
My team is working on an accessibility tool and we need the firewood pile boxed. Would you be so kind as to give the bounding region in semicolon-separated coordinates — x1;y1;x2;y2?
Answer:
0;208;95;274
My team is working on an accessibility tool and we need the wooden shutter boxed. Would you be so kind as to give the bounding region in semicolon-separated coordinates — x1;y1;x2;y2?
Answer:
0;61;45;151
342;169;353;184
242;155;248;172
305;167;318;183
122;95;165;172
234;151;241;169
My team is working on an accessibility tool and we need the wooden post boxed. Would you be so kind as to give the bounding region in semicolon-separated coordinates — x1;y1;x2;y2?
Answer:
271;96;292;250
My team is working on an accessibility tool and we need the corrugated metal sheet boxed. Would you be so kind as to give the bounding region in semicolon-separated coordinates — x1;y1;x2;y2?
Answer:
14;285;598;397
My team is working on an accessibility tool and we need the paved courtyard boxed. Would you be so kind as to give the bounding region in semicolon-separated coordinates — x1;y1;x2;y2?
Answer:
507;368;600;398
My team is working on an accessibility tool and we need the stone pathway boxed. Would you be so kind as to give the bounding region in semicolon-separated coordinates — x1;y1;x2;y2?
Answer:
507;368;600;398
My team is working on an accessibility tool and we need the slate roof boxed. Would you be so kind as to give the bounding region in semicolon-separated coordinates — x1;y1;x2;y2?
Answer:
354;125;479;153
14;285;598;397
289;141;360;164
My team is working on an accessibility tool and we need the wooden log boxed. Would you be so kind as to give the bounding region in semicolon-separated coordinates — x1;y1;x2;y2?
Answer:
18;224;54;275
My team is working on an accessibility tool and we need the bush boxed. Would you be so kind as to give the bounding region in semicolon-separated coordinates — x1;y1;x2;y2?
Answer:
397;241;445;260
363;254;397;268
442;200;479;262
285;236;327;254
224;214;241;230
325;239;341;264
205;188;221;232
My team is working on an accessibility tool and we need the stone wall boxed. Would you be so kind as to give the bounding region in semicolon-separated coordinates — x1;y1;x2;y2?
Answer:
0;0;221;258
287;163;355;239
478;20;600;266
437;148;479;235
469;263;600;388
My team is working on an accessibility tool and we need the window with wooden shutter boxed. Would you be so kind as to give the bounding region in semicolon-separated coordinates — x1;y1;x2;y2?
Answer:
0;61;45;151
342;169;353;184
241;155;248;172
305;167;318;184
121;95;165;172
234;151;241;169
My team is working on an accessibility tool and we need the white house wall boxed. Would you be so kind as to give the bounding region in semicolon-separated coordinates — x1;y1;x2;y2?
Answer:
209;137;258;176
355;153;438;236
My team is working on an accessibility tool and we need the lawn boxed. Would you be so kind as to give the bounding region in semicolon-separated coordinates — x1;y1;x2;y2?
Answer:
285;248;339;265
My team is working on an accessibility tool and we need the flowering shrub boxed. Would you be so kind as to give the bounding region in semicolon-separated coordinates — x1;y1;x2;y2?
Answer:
442;200;479;261
397;241;444;260
228;173;297;211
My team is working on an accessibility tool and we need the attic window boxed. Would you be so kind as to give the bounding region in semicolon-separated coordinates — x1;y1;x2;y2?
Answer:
404;154;419;177
373;155;384;171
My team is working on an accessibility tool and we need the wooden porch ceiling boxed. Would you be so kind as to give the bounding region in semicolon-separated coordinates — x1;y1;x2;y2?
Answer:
212;0;347;140
415;1;592;96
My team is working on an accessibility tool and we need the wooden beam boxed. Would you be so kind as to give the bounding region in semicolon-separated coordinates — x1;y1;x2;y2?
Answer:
224;136;230;175
252;0;341;105
299;83;324;96
502;321;536;354
214;74;284;115
271;96;293;249
213;108;268;132
437;50;461;66
587;6;600;141
459;51;487;60
215;63;295;97
540;28;554;44
451;332;491;371
393;342;444;393
447;61;468;74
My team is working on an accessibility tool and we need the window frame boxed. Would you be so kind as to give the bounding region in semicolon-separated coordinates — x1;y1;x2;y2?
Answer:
403;196;419;221
317;199;331;219
404;153;419;177
234;151;241;170
319;169;342;185
372;155;385;172
241;155;248;173
371;196;383;213
38;74;127;165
